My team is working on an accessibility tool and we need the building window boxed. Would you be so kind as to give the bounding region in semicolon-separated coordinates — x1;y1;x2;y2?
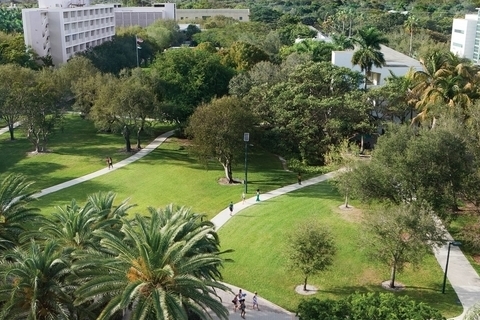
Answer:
95;9;99;14
239;16;243;20
72;34;77;40
100;8;104;14
90;9;93;15
63;12;68;18
78;10;82;17
85;31;89;37
80;43;85;50
65;35;71;42
73;45;78;52
66;47;71;54
453;42;463;48
78;21;83;28
90;20;94;26
71;11;76;18
79;33;83;39
96;30;99;35
64;24;69;31
96;19;100;25
454;29;465;34
84;10;88;16
71;22;76;29
101;18;105;23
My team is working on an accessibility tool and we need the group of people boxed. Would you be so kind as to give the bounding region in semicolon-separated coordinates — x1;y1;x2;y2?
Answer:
232;289;259;318
228;189;262;216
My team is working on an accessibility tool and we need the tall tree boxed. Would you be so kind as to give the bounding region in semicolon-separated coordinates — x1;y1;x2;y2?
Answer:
74;205;230;320
351;27;389;90
286;220;336;291
362;203;446;288
0;64;35;140
404;15;419;57
186;96;254;183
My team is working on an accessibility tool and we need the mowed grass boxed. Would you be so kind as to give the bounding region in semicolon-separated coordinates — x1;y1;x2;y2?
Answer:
33;138;299;217
0;115;173;190
217;182;463;318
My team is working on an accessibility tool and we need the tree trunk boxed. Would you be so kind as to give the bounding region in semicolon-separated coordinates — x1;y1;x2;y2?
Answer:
136;126;142;150
431;117;437;129
344;190;349;208
303;276;308;291
222;159;234;184
409;31;413;57
123;125;132;152
360;134;364;153
8;123;14;140
390;263;397;288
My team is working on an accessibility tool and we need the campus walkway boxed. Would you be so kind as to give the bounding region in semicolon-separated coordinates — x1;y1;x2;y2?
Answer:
2;126;478;319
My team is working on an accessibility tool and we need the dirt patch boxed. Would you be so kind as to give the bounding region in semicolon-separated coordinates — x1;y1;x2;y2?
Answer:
381;280;405;292
218;177;243;186
473;255;480;265
335;205;364;222
294;284;318;295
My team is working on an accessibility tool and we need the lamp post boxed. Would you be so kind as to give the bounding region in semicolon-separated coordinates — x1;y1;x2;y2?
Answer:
442;241;461;294
244;132;249;194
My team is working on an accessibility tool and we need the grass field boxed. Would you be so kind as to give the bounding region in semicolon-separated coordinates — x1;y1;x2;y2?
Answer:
217;182;464;318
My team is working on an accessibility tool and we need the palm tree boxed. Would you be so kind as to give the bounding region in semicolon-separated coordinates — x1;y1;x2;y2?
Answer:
351;27;389;90
0;241;74;320
404;15;418;57
74;204;231;320
0;174;40;252
331;33;354;50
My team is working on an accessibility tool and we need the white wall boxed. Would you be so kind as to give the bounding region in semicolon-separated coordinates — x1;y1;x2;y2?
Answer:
22;9;51;58
450;14;477;60
176;8;249;22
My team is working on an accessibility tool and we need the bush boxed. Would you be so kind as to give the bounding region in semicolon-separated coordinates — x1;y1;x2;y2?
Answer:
297;293;445;320
287;159;333;175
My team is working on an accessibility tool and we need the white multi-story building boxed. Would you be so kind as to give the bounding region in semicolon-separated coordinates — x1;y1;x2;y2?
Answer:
450;13;478;61
176;8;249;22
22;0;115;66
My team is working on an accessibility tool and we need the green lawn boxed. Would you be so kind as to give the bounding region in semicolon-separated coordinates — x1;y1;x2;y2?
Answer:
33;137;299;217
0;115;173;190
450;214;480;275
217;182;464;318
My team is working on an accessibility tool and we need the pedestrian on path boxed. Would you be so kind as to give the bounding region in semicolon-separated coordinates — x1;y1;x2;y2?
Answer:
229;201;234;216
232;294;239;312
297;173;302;185
107;157;113;169
252;291;260;311
242;192;246;204
240;298;246;319
256;189;260;202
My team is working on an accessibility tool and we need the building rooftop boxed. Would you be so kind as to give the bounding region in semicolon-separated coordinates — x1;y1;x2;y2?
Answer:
380;45;422;68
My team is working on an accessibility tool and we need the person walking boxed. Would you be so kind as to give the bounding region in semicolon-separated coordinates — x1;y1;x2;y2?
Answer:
229;201;234;216
242;192;246;204
239;297;246;319
232;294;239;312
108;157;113;169
252;291;260;311
297;172;302;185
256;189;260;202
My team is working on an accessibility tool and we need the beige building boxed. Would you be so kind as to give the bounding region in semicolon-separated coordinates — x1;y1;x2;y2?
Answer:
176;8;249;22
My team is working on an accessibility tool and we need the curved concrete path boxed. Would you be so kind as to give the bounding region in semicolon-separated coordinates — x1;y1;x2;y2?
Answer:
3;124;479;319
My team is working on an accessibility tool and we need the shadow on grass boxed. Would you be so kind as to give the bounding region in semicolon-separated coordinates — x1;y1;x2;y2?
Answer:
284;183;342;202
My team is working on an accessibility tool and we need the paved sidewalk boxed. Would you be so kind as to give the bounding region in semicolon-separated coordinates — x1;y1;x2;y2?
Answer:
4;120;477;319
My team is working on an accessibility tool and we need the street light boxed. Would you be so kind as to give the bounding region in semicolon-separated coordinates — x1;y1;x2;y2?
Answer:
244;132;249;194
442;241;461;294
136;36;143;68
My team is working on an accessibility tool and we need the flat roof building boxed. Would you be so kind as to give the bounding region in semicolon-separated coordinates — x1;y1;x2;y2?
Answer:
450;13;477;62
23;0;115;66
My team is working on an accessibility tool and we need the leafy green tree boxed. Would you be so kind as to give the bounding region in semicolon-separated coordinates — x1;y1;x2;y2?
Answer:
0;64;35;140
348;123;475;216
186;96;254;183
0;174;40;252
151;47;234;125
280;39;339;62
22;68;64;153
91;69;157;151
74;205;230;320
351;27;389;90
330;33;355;50
0;241;74;320
247;61;365;164
363;203;446;288
286;219;336;291
0;32;38;68
146;19;185;50
250;6;282;24
219;41;269;71
0;8;23;34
